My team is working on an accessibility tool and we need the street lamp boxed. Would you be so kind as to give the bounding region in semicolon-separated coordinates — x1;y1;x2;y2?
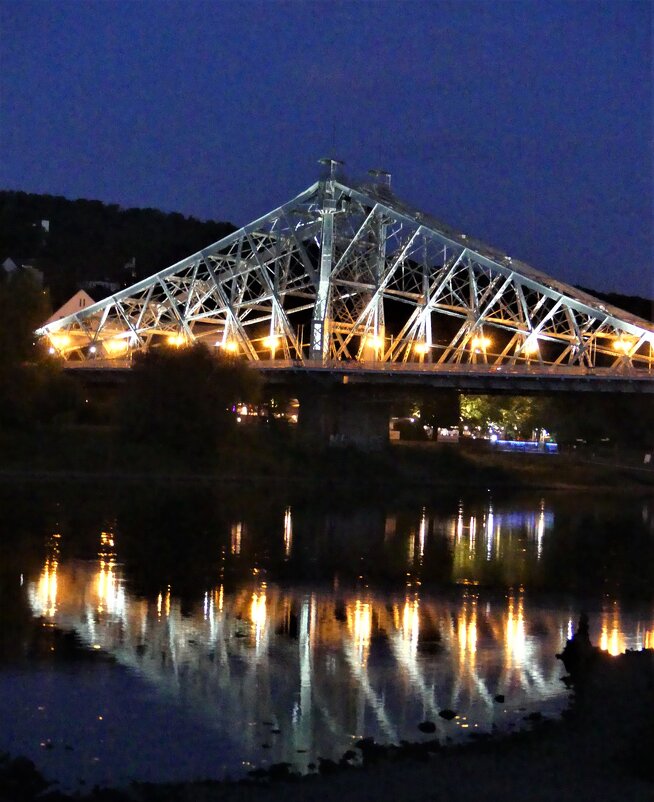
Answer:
471;335;491;353
612;338;632;354
263;335;280;358
166;333;186;347
365;334;383;354
523;336;539;355
104;338;129;355
48;333;71;351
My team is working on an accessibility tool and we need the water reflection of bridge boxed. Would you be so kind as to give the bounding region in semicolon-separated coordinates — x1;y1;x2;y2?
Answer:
27;503;653;759
31;569;564;744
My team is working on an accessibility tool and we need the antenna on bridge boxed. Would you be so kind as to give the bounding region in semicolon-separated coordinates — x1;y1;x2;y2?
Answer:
319;157;344;181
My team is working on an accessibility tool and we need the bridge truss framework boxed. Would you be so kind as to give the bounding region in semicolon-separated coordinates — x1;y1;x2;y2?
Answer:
37;162;654;376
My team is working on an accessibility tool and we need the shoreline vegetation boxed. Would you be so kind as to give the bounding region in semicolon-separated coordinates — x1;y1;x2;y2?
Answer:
1;426;653;493
1;647;652;801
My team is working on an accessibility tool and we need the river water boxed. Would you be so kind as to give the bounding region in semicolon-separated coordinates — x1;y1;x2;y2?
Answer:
0;482;652;791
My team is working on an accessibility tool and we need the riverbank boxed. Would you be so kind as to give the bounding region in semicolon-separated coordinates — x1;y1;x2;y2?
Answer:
148;650;654;802
1;425;653;492
1;649;652;801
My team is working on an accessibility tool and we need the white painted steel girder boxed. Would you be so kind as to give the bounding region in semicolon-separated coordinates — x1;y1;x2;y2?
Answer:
37;166;654;374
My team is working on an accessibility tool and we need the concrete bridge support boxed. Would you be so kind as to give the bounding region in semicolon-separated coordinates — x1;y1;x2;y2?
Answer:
297;386;392;449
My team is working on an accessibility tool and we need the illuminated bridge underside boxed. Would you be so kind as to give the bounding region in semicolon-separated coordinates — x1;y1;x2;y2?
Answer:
38;170;654;377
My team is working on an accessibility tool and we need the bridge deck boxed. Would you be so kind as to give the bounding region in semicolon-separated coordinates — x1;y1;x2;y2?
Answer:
64;358;654;393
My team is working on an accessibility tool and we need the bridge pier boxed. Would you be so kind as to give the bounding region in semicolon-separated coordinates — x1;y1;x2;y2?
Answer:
297;386;391;449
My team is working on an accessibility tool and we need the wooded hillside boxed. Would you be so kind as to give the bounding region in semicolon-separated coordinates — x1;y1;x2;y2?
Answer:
1;190;651;321
0;190;235;307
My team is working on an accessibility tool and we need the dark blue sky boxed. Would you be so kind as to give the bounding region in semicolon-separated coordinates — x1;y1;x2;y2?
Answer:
1;0;651;296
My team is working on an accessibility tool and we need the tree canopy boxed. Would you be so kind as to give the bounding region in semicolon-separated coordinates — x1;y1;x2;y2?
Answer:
460;395;542;439
0;269;50;365
0;269;81;428
120;343;261;460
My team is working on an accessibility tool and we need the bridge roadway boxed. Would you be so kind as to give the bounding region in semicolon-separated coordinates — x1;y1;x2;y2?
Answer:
65;358;654;395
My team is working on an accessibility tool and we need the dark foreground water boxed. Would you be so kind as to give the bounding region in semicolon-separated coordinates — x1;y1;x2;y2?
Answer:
0;482;652;791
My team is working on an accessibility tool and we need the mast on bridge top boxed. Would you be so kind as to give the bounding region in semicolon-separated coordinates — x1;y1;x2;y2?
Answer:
368;168;392;189
319;157;344;181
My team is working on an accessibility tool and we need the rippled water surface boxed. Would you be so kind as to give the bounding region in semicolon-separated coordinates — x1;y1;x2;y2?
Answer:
0;483;652;790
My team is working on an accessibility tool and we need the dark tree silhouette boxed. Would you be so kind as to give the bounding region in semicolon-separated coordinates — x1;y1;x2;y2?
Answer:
120;343;261;460
0;190;236;306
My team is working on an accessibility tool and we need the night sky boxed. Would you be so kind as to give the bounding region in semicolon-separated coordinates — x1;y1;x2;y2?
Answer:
1;0;651;297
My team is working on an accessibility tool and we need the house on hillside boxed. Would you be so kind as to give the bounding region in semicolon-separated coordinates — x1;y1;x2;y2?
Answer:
81;279;121;294
1;257;45;286
44;289;95;325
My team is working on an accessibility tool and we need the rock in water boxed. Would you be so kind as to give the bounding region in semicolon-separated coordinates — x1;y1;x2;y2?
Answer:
556;613;599;679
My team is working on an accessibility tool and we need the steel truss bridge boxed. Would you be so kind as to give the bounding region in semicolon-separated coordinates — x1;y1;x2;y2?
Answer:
37;161;654;385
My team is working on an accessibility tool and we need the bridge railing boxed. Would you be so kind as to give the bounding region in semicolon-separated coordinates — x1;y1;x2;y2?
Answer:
258;359;654;380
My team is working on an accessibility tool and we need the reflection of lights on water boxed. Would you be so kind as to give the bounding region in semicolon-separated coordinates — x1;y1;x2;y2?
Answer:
205;585;225;640
155;589;170;618
407;531;415;564
599;603;624;656
536;500;545;560
96;560;113;613
99;531;115;551
24;552;654;763
96;530;125;617
393;598;421;680
418;510;427;559
402;599;420;656
34;532;63;618
251;589;268;651
251;591;267;627
348;600;372;665
36;560;59;617
450;503;554;584
457;600;477;662
231;523;242;555
283;507;293;558
599;624;622;656
505;594;526;665
485;507;494;561
299;597;315;721
384;515;396;540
